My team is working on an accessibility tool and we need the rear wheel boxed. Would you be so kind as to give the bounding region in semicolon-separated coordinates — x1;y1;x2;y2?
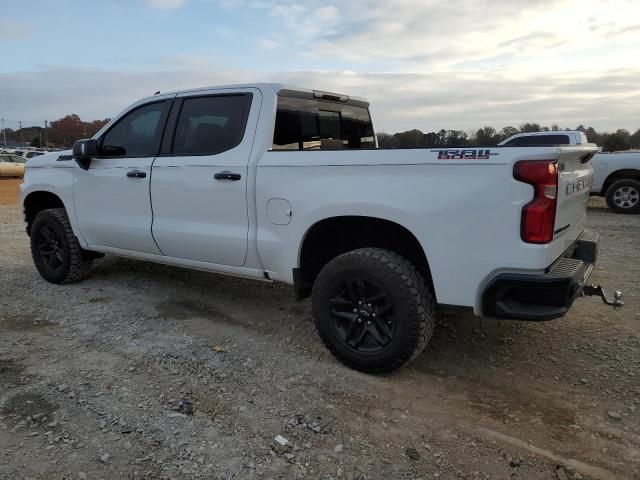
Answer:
312;248;436;374
30;208;93;284
605;179;640;214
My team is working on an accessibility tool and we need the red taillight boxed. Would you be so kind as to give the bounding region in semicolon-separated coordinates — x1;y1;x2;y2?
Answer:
514;160;558;244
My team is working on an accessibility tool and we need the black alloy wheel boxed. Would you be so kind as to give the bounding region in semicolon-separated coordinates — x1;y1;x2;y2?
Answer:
329;277;396;353
35;223;65;274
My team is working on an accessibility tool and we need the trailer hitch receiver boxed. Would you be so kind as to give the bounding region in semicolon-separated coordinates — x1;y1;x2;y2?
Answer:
581;284;624;309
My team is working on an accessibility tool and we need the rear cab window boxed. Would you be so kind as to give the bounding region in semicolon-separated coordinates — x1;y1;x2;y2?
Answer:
505;135;571;147
272;92;375;151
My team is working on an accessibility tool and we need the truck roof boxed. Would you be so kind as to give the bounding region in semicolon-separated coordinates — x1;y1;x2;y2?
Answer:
498;130;587;146
142;83;369;106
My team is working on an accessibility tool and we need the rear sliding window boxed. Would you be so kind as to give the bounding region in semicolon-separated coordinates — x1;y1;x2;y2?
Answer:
505;135;571;146
272;96;375;151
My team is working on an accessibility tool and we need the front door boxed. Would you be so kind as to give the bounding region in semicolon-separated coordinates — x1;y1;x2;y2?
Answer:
150;89;260;266
74;99;171;254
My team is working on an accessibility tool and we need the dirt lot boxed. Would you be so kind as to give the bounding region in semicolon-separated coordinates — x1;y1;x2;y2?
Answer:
0;179;20;204
0;184;638;480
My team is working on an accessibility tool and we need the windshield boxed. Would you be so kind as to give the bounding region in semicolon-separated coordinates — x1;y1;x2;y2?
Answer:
0;155;26;163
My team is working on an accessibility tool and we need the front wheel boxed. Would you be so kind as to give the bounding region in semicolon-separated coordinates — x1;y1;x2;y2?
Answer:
605;179;640;214
312;248;436;374
30;208;93;284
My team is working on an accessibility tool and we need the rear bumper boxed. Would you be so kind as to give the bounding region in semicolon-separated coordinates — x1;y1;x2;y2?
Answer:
481;230;599;321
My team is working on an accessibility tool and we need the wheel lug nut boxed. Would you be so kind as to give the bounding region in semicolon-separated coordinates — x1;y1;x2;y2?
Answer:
367;321;371;325
353;309;357;313
372;313;376;317
357;318;362;323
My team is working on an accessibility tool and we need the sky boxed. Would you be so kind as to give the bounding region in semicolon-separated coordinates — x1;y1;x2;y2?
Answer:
1;0;639;134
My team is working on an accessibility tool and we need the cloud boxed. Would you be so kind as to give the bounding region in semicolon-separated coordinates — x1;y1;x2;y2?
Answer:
257;39;280;50
0;20;31;40
228;0;640;73
1;0;639;133
1;64;638;133
144;0;188;9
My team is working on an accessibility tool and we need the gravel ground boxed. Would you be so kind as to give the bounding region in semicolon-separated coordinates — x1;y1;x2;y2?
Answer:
0;197;638;480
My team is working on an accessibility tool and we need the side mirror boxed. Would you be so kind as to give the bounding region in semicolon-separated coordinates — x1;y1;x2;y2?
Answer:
72;138;98;170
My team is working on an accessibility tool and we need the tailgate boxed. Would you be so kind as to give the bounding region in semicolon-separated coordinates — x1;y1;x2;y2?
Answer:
554;146;596;240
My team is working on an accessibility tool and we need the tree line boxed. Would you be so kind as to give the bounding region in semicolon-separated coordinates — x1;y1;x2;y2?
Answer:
2;115;109;148
3;114;640;152
377;124;640;152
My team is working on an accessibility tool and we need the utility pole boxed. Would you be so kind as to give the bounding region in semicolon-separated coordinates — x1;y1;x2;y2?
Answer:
44;120;49;149
18;121;23;145
1;118;6;148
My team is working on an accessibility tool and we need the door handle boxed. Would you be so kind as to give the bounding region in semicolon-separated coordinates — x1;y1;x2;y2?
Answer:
126;170;147;178
214;171;241;181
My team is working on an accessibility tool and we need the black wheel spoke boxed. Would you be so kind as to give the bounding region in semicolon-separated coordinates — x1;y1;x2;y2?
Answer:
344;320;361;343
40;227;53;243
331;310;358;322
345;279;360;302
352;327;369;348
373;317;393;341
367;324;386;346
329;297;352;309
46;253;57;268
365;291;387;303
38;244;53;255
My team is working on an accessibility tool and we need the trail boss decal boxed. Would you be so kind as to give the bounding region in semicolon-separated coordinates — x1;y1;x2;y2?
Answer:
431;149;499;160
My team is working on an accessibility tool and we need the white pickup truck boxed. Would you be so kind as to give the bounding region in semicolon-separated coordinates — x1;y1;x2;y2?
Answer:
20;83;622;373
591;152;640;214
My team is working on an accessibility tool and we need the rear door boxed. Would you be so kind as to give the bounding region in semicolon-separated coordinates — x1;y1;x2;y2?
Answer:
74;99;172;253
150;88;260;266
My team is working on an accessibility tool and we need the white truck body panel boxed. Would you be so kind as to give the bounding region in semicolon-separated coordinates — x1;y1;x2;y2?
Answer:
257;147;593;310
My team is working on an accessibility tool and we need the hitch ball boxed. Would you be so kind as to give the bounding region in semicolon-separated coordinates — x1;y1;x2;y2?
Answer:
581;284;624;309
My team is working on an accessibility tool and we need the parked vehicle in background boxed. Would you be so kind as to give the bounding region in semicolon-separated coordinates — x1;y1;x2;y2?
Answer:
591;151;640;214
498;130;588;147
0;154;26;177
23;151;46;159
19;83;622;373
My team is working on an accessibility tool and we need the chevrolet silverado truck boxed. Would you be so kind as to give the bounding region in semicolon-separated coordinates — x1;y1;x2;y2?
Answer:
20;83;623;373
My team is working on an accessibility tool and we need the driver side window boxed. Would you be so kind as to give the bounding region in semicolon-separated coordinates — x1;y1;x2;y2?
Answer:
101;102;166;157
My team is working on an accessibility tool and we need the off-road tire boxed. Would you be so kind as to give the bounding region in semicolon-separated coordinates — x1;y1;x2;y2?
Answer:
605;179;640;214
30;208;93;284
312;248;436;374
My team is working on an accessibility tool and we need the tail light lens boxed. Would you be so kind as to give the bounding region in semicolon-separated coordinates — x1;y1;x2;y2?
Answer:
513;160;558;244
